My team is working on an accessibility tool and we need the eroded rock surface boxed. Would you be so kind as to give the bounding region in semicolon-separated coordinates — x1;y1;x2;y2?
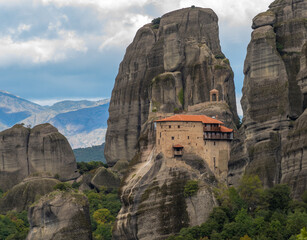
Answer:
26;191;92;240
113;151;217;240
0;177;60;213
229;0;307;198
0;123;79;191
105;7;239;166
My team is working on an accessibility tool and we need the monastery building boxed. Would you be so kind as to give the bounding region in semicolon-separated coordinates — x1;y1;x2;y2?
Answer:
155;114;233;176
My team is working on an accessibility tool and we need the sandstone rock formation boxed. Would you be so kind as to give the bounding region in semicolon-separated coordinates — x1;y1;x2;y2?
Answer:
26;191;92;240
113;152;217;240
0;177;60;213
105;7;239;166
91;167;120;190
229;0;307;198
0;124;79;191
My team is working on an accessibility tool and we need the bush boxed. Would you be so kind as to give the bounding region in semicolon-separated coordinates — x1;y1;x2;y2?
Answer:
77;161;108;174
215;53;225;59
184;180;199;197
53;182;72;191
151;17;161;29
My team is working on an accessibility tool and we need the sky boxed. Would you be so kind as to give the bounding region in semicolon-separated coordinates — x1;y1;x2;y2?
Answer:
0;0;273;114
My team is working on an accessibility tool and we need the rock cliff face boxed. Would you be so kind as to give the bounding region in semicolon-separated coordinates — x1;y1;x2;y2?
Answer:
26;191;92;240
106;7;240;239
0;177;60;213
105;7;239;166
0;124;79;191
229;0;307;198
113;152;217;240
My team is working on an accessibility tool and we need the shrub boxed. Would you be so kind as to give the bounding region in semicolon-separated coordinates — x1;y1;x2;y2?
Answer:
151;17;161;29
53;182;72;191
54;173;60;179
184;180;199;197
215;53;225;59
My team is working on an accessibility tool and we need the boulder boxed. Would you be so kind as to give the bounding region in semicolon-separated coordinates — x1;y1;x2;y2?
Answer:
91;167;120;190
252;11;276;29
0;123;79;191
26;191;92;240
0;177;60;213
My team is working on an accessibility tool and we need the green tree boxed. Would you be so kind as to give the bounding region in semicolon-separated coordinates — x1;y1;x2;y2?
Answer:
184;180;199;197
296;227;307;240
238;174;263;212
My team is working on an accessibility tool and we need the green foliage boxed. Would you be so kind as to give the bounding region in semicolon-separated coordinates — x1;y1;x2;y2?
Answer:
84;189;121;240
151;17;161;29
296;227;307;240
72;182;81;189
0;211;29;240
276;42;284;52
73;143;106;163
53;182;72;191
178;88;184;106
215;53;225;59
54;173;60;179
167;175;307;240
0;189;3;199
77;161;108;174
238;174;263;212
184;180;199;198
191;5;196;8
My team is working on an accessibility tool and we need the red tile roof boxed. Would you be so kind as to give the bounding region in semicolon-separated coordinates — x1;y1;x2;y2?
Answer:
173;144;184;148
220;126;233;133
156;114;224;124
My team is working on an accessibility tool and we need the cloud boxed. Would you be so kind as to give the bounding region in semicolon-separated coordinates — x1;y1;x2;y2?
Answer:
236;94;243;117
30;97;105;106
0;30;87;66
99;14;151;50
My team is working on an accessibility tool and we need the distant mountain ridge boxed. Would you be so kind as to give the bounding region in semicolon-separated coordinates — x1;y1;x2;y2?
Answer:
0;90;109;148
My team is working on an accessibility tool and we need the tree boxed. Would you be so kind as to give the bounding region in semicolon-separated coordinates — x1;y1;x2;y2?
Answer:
238;174;263;212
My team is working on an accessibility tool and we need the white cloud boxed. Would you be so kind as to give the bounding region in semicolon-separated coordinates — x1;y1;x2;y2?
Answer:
30;97;105;106
178;0;272;28
99;14;151;50
236;94;243;117
0;30;87;66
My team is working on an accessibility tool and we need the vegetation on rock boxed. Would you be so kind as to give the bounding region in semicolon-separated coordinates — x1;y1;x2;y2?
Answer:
184;180;199;197
77;161;108;174
167;175;307;240
84;188;121;240
0;211;29;240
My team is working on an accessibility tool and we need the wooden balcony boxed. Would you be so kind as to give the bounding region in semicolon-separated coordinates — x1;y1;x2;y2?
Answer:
203;126;220;132
204;132;233;140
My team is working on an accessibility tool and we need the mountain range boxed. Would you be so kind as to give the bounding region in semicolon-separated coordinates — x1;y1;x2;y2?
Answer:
0;90;109;148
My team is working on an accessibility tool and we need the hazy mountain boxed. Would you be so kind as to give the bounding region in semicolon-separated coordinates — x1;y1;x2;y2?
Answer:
0;90;110;148
0;90;45;126
50;103;109;135
73;143;106;163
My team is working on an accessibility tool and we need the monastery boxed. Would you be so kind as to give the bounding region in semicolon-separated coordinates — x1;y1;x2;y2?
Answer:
155;114;233;177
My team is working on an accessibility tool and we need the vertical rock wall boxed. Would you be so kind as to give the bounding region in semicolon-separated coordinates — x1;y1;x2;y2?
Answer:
229;0;307;198
105;7;239;166
0;124;79;191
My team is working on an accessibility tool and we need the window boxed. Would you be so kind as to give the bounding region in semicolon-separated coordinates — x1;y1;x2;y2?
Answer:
171;136;174;140
160;132;161;138
169;125;171;128
214;141;216;146
213;157;216;167
187;136;189;139
178;125;180;128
